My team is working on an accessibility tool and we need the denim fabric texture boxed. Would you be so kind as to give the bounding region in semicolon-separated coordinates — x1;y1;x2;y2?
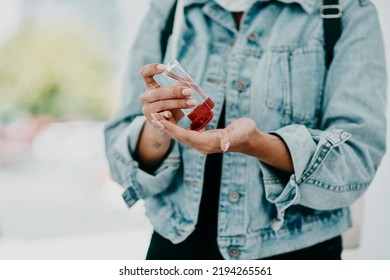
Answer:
104;0;387;259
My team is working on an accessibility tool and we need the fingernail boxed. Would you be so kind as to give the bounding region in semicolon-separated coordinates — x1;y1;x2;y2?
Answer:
149;89;155;95
223;141;231;152
157;64;166;70
186;99;197;106
182;88;193;96
163;112;170;118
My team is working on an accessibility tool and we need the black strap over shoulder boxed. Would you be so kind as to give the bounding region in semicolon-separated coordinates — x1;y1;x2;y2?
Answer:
321;0;342;68
160;0;178;61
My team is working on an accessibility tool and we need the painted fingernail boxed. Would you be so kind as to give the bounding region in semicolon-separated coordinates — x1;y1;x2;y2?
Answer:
157;64;166;70
182;88;193;96
223;141;231;152
186;99;197;106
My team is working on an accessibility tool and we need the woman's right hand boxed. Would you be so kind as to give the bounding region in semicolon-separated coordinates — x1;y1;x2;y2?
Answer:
135;63;197;169
139;63;197;132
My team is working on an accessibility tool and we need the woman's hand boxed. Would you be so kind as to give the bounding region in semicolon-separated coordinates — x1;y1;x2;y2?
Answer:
139;63;198;134
158;118;259;154
157;117;294;174
135;63;198;171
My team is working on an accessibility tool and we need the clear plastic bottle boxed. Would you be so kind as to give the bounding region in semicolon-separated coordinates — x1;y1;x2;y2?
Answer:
153;59;215;131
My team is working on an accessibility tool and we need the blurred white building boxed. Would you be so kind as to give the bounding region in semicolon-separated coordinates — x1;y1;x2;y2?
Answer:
0;0;22;45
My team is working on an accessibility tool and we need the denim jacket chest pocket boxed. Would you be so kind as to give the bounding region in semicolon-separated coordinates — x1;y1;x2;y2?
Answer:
264;45;326;127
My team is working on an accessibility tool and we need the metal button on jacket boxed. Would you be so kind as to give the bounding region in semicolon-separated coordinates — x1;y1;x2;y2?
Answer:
228;247;240;257
235;81;247;92
248;32;258;43
229;191;240;203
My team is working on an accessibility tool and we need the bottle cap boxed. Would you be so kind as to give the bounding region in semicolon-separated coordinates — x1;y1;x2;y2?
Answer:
190;110;214;131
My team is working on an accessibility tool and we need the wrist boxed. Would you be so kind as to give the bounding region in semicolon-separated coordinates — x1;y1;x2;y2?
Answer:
145;120;172;144
135;120;173;171
251;130;294;174
248;128;265;152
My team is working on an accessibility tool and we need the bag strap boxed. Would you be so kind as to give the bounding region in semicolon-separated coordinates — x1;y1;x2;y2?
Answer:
161;0;178;61
321;0;343;68
161;0;343;68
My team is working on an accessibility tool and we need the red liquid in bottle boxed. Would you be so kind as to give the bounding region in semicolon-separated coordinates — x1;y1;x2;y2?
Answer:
187;97;215;131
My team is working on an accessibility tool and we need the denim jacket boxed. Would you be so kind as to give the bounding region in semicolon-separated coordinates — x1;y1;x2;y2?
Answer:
104;0;387;259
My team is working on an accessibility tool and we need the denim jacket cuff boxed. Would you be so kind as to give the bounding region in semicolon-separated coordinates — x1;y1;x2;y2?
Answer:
273;124;317;180
111;116;181;208
259;125;352;230
127;115;147;155
258;125;317;230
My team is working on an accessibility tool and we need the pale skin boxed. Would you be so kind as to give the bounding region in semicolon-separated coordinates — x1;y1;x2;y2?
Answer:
136;12;293;174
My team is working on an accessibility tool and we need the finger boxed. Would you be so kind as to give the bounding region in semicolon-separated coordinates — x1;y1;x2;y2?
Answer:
142;86;193;103
140;63;166;89
153;112;169;122
161;111;172;120
157;111;179;125
159;119;220;150
150;113;165;131
159;119;198;146
147;98;198;113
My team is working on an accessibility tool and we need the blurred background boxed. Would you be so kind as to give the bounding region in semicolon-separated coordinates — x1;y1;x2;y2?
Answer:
0;0;389;260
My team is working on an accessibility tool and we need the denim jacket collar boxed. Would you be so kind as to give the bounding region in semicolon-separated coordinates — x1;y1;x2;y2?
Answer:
181;0;318;14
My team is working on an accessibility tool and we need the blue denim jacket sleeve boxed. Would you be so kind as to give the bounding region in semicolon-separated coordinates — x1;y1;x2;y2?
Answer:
259;1;387;229
104;0;181;208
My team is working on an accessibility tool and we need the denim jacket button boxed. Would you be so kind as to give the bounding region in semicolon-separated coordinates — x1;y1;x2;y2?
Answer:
248;32;258;43
229;191;240;203
228;247;240;257
235;81;247;92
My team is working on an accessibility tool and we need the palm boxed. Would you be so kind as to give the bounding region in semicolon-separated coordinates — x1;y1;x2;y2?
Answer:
160;117;258;154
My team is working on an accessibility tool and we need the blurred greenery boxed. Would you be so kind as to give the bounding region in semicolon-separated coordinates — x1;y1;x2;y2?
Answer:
0;26;114;122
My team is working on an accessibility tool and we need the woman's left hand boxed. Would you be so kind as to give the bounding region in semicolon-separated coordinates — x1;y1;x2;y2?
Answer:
155;115;293;173
157;117;260;154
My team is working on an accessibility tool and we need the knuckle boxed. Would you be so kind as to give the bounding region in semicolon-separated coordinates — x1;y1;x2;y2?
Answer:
204;146;213;154
158;101;167;112
152;89;161;100
139;66;148;77
176;87;183;97
139;93;146;103
139;64;154;77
